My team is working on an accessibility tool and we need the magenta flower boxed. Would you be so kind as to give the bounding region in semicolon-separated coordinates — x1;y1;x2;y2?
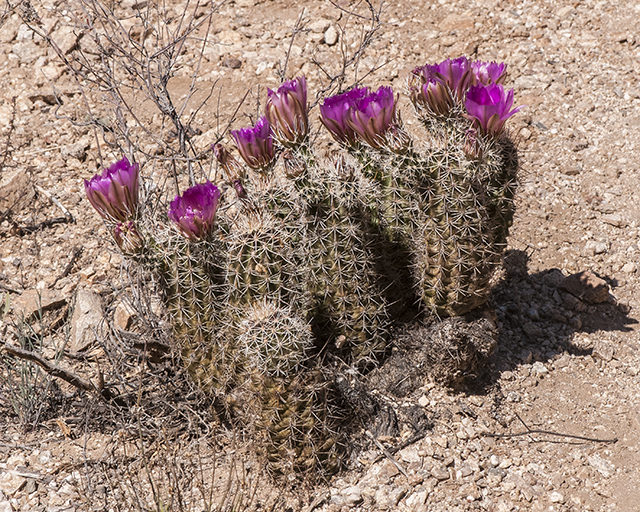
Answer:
409;66;454;116
319;87;371;145
347;86;397;149
465;84;523;136
168;181;221;241
84;156;139;222
265;76;309;147
231;116;276;169
430;57;472;101
471;61;507;85
113;221;144;254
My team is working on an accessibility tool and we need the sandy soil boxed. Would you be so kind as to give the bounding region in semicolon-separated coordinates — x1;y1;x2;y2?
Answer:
1;0;639;510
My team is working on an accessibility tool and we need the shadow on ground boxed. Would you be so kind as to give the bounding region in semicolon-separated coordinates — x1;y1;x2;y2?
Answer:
340;249;637;442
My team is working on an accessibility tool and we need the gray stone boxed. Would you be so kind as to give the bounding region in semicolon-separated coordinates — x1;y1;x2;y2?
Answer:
593;342;614;362
486;467;506;485
602;213;626;228
332;486;361;507
583;239;609;255
405;489;428;508
0;471;26;496
61;142;87;161
523;321;543;338
587;455;615;478
324;26;338;46
399;446;421;464
69;289;103;352
531;361;548;376
0;15;21;44
431;465;450;481
222;57;242;69
308;19;331;33
375;485;406;508
12;41;43;63
51;25;81;54
0;168;35;216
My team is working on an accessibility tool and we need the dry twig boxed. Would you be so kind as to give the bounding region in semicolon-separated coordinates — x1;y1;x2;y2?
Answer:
485;412;618;444
3;343;116;402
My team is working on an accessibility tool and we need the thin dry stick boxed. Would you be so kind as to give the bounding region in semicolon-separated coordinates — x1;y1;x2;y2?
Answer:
53;246;84;286
3;344;115;401
279;8;306;81
485;412;617;444
365;430;409;479
0;96;17;177
35;185;75;222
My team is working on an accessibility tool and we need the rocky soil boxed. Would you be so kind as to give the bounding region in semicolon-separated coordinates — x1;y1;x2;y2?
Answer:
1;0;639;511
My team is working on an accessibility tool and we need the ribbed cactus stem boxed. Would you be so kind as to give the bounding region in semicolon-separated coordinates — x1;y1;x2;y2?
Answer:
255;371;342;478
302;159;391;368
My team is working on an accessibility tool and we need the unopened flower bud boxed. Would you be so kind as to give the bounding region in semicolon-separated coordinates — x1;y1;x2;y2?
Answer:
265;76;309;147
113;221;144;254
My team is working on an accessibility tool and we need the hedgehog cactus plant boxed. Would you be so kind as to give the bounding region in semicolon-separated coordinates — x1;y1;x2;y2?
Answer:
84;56;522;478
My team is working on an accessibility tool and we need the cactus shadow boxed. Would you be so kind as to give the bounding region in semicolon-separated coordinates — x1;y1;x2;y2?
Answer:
344;249;637;426
473;249;638;391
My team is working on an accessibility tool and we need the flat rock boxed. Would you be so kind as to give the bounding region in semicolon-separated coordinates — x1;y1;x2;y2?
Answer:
593;342;615;362
405;489;428;508
114;301;137;330
0;471;26;496
430;465;449;481
559;271;610;304
10;289;67;321
587;455;615;478
11;41;43;63
69;289;104;352
439;14;474;32
0;168;35;216
51;25;81;54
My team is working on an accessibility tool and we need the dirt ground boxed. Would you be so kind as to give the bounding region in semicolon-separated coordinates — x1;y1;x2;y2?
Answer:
1;0;639;511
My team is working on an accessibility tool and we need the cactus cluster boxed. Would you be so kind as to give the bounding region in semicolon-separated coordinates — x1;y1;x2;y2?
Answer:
85;56;522;478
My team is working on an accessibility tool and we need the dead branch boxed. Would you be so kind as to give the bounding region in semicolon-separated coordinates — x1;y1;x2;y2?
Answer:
365;430;409;479
0;96;17;178
3;343;116;401
10;216;71;235
35;185;75;223
485;412;618;444
53;246;84;286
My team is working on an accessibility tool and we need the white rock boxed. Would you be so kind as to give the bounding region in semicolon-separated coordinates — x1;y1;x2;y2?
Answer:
324;26;338;46
70;289;104;352
587;454;615;478
308;19;331;33
549;491;564;503
405;490;428;508
532;361;548;375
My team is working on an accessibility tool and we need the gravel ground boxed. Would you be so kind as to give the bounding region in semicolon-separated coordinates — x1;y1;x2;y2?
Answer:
1;0;639;510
